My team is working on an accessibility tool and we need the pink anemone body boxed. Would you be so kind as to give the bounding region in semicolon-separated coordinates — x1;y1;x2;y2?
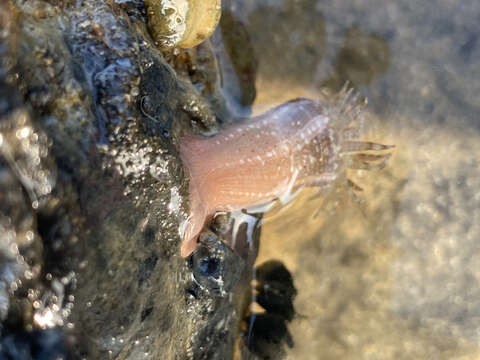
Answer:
179;98;348;257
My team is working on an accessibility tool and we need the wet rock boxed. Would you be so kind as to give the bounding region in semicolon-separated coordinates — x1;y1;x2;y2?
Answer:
190;231;245;297
0;0;259;358
0;327;67;360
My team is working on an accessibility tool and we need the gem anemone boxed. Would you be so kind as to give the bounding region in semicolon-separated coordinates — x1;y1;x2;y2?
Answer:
179;91;393;257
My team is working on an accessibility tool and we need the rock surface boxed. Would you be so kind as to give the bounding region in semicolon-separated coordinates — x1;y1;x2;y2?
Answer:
0;0;258;358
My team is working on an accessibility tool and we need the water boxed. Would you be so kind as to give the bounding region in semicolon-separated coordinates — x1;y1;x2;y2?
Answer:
223;0;480;358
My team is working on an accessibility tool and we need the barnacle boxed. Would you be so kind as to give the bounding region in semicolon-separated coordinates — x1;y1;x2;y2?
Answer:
144;0;222;49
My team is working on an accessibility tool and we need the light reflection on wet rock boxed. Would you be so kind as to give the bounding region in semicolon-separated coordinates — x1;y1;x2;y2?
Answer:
0;98;74;358
0;109;56;208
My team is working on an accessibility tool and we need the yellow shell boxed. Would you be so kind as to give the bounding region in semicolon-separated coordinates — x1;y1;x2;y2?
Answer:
145;0;221;49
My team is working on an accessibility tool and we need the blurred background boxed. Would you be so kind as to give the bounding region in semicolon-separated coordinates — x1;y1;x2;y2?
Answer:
221;0;480;359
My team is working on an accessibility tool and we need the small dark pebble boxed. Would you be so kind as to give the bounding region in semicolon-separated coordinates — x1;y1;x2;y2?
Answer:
189;231;245;297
